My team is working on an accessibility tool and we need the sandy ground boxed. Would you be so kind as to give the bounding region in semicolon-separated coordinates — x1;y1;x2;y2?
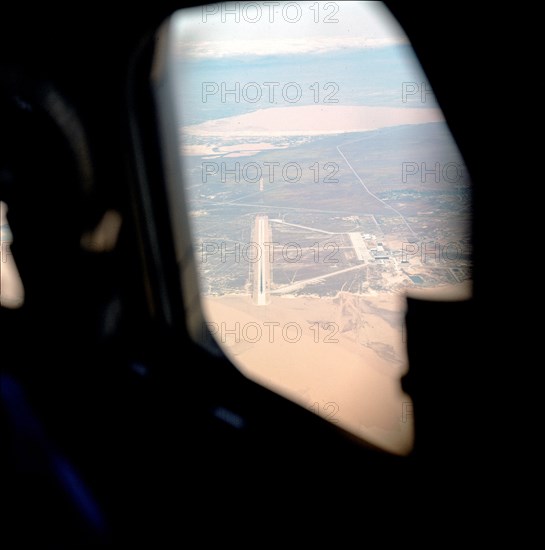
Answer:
202;292;415;455
183;104;444;138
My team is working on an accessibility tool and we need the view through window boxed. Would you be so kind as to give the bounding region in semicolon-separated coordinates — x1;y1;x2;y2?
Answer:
160;1;472;454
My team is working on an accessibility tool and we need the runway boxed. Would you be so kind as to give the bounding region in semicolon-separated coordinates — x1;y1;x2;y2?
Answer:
252;214;272;306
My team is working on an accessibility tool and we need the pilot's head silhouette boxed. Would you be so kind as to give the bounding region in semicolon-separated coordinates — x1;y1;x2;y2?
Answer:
0;76;96;314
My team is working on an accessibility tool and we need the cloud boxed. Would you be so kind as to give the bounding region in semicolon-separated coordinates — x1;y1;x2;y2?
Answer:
175;35;408;59
172;2;409;59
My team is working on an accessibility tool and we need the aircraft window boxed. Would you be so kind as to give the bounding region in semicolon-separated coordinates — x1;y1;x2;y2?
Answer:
152;1;471;455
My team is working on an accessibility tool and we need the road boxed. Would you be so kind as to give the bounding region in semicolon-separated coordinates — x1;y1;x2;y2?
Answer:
336;145;417;238
271;263;365;294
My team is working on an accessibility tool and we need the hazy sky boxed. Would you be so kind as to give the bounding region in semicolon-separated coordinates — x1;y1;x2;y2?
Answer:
173;1;408;57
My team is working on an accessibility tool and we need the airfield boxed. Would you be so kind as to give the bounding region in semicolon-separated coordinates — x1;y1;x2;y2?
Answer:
183;105;471;455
